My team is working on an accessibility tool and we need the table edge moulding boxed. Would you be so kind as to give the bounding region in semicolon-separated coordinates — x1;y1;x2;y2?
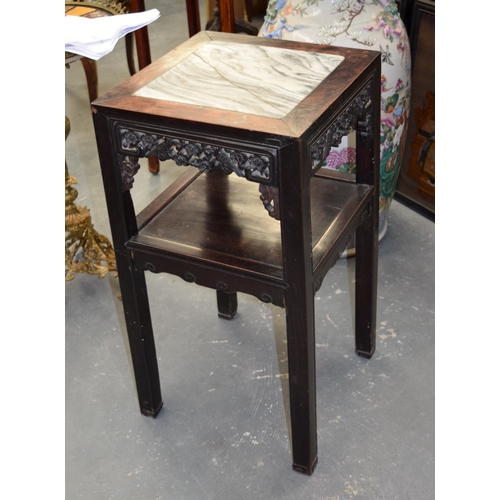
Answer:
91;31;381;476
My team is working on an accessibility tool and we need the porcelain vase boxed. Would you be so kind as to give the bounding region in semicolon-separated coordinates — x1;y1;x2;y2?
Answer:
259;0;411;243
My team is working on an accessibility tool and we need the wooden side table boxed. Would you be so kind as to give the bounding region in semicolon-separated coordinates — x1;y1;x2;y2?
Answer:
92;31;380;475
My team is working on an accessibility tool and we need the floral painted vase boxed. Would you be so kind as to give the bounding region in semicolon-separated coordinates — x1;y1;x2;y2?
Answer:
260;0;411;242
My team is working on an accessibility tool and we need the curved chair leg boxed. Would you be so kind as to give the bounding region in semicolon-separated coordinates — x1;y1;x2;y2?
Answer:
185;0;201;36
147;156;160;174
80;58;98;103
125;33;137;75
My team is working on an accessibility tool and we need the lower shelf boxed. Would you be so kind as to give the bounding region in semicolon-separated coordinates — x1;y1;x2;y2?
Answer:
128;168;373;288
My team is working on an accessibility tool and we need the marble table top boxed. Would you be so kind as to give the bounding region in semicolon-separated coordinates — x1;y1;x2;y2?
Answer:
134;41;344;119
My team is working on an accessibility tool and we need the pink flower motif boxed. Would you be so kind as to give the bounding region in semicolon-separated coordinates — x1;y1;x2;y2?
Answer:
325;147;356;170
381;117;395;128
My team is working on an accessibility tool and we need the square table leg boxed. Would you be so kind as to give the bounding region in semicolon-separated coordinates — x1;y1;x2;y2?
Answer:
354;70;381;358
216;290;238;319
354;195;378;358
116;255;163;417
93;112;163;417
280;141;318;475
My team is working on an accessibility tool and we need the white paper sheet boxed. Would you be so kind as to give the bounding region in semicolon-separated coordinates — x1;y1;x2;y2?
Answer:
65;9;160;60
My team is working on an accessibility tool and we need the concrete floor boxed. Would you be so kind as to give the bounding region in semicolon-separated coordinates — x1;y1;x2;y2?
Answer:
65;2;435;498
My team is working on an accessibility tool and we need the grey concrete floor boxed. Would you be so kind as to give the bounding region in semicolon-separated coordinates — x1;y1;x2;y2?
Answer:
65;2;435;498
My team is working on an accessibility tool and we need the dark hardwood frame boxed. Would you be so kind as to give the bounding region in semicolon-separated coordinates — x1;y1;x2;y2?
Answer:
394;0;435;220
184;0;202;36
92;31;380;475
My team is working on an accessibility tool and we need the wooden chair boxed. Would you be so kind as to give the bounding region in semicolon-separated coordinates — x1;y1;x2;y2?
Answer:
65;0;159;172
206;0;258;35
65;0;151;102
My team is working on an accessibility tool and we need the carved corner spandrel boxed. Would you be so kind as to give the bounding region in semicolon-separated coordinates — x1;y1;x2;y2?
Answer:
120;155;141;191
259;184;280;221
310;75;375;171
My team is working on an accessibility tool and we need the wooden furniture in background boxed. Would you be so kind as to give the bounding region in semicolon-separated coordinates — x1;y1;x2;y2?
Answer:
395;0;435;219
206;0;258;34
128;0;153;70
92;31;380;475
65;0;160;173
185;0;202;36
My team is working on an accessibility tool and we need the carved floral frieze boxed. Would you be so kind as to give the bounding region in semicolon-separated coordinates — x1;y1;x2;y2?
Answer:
116;128;281;220
118;128;273;185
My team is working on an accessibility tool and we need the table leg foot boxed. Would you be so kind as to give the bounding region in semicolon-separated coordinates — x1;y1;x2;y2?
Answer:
140;401;164;418
355;346;376;359
293;456;318;475
217;290;238;319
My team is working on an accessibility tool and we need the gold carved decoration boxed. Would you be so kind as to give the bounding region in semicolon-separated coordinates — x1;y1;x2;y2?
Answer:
65;116;117;281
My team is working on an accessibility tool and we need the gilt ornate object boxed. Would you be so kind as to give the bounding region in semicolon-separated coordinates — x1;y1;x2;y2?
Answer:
65;116;117;281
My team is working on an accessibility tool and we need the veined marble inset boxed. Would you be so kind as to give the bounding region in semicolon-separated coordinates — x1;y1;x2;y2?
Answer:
134;41;344;119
